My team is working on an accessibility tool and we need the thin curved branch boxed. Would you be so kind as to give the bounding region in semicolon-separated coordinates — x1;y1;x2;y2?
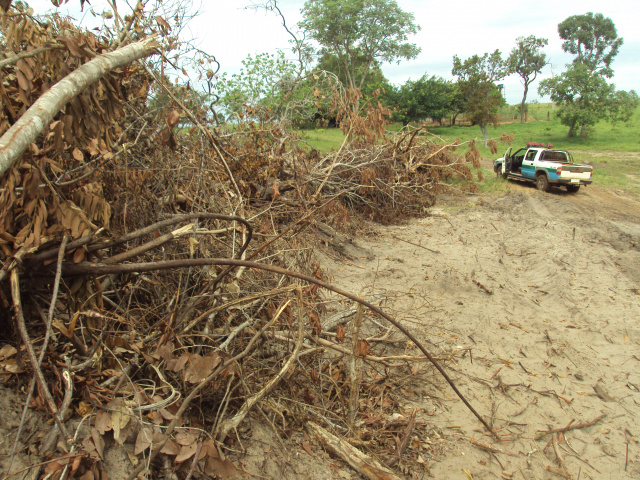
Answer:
0;44;65;69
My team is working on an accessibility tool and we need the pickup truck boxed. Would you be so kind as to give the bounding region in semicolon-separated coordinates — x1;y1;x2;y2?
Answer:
493;143;593;192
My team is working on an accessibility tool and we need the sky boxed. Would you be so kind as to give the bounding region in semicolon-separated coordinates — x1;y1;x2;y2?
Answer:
25;0;640;105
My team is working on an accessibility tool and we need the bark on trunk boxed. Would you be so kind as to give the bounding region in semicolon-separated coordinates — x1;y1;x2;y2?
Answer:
567;119;577;137
520;84;529;123
580;124;587;137
0;36;159;176
479;124;488;148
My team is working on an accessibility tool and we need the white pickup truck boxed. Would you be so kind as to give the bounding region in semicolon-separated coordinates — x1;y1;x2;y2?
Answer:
494;143;593;193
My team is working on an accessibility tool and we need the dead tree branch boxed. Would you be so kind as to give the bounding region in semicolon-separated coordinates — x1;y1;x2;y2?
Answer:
0;36;159;175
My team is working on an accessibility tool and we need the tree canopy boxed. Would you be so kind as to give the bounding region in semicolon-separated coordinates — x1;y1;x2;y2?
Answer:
391;75;456;126
558;12;623;78
452;50;507;147
507;35;547;123
540;12;637;137
300;0;420;92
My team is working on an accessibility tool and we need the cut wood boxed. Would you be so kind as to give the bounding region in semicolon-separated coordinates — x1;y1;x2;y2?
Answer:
535;414;606;440
469;438;519;457
0;36;159;175
307;422;403;480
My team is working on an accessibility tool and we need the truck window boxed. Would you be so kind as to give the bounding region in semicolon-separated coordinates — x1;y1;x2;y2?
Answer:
541;151;568;162
525;150;537;161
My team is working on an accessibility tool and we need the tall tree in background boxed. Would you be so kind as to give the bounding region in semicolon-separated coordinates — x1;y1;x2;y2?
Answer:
452;50;507;147
558;12;623;78
316;52;389;99
300;0;420;96
507;35;547;123
539;12;637;137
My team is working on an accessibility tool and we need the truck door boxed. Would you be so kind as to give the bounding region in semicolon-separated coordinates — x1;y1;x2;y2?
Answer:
521;149;537;179
503;147;513;174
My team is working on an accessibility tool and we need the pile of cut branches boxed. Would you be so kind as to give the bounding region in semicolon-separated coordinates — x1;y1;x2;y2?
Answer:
0;3;492;480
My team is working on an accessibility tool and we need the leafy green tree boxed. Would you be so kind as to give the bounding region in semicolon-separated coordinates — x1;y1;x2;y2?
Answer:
507;35;548;123
300;0;420;95
452;50;507;146
607;90;640;124
539;12;636;137
316;52;388;100
216;51;312;123
392;75;456;126
558;12;623;78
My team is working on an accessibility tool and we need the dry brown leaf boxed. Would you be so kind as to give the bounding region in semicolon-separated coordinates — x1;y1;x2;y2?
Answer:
1;360;23;374
355;339;370;358
16;70;30;91
87;138;100;156
205;457;238;479
146;410;164;425
72;147;84;161
16;59;34;81
153;342;175;361
111;404;132;445
167;354;189;372
91;428;105;459
155;16;171;31
336;323;345;343
134;427;154;455
160;438;180;456
0;345;17;360
175;442;198;463
59;36;83;57
82;436;98;460
166;110;181;129
175;432;197;446
183;353;221;384
73;247;85;263
301;441;314;456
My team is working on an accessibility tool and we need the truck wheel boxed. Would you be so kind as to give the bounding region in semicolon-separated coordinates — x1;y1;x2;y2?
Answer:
566;185;580;193
536;174;550;192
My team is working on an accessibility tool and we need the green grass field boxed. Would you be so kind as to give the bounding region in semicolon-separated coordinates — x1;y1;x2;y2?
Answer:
298;103;640;196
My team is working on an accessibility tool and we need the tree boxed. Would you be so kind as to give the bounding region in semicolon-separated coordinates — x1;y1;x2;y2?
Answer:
216;52;301;122
507;35;547;123
316;52;388;100
558;12;623;78
300;0;420;95
539;12;635;137
452;50;507;147
392;75;456;126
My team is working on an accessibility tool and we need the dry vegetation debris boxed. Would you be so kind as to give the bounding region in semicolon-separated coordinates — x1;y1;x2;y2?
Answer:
0;3;485;479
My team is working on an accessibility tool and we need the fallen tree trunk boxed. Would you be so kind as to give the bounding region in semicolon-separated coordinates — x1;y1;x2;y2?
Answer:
0;36;159;175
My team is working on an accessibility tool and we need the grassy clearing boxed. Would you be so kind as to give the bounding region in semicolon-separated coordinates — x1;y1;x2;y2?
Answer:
298;103;640;197
298;128;347;152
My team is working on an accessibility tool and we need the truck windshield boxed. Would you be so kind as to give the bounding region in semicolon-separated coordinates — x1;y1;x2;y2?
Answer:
540;151;568;162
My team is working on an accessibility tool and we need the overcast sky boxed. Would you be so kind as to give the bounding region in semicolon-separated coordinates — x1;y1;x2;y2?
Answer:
27;0;640;105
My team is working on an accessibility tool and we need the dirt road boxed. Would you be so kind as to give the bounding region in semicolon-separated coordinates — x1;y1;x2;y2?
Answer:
321;180;640;479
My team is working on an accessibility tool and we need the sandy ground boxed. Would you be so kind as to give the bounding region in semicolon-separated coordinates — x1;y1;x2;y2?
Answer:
2;171;640;480
317;177;640;479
